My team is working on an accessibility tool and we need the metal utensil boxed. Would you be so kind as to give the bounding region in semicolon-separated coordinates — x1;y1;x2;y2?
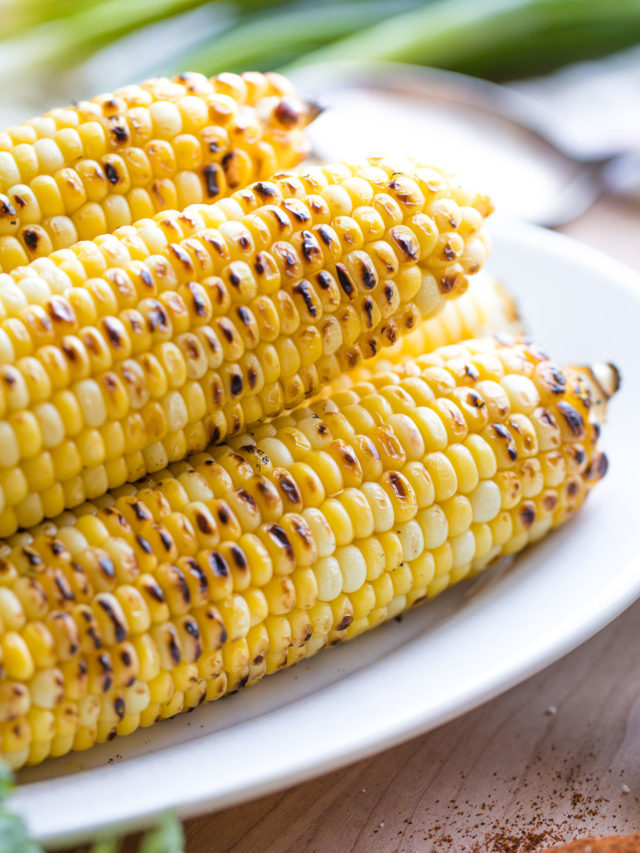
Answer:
290;61;638;227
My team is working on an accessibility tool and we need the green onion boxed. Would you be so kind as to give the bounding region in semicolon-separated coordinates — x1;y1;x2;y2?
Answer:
0;765;42;853
281;0;640;79
0;0;207;72
89;839;121;853
0;0;263;82
0;759;184;853
138;812;184;853
0;0;102;40
4;0;640;94
175;0;421;76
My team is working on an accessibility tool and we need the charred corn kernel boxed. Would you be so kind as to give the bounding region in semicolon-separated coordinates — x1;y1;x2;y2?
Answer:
0;158;490;534
0;72;318;271
337;273;520;389
0;338;615;768
0;682;30;724
2;719;32;757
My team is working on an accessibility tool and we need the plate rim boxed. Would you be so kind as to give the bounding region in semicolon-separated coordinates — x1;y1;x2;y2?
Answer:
11;217;640;848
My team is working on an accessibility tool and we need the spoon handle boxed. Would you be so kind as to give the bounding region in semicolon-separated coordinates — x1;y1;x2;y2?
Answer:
601;151;640;203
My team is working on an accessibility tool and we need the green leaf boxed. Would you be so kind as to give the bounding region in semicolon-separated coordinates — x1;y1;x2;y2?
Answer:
0;764;14;803
176;0;420;76
281;0;640;79
89;837;120;853
139;812;184;853
0;812;43;853
0;764;42;852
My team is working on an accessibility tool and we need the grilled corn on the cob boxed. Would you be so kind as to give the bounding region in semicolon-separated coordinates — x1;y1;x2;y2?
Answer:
0;158;491;535
0;336;616;769
0;71;316;272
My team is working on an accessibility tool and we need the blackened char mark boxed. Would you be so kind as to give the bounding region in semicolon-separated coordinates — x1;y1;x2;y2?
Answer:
203;164;220;197
335;263;354;297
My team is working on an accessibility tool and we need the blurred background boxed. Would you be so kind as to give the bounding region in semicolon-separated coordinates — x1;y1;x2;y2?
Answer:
2;0;640;234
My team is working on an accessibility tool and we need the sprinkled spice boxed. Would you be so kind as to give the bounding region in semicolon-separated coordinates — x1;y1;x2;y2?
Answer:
366;755;638;852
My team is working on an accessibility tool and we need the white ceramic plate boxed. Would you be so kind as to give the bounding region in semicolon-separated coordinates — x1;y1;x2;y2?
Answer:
11;218;640;848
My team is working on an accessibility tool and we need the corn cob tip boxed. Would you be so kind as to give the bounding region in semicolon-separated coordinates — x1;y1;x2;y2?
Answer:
575;361;620;424
591;362;621;400
564;361;619;441
472;276;523;339
586;361;621;432
263;95;323;130
302;98;325;123
494;279;523;331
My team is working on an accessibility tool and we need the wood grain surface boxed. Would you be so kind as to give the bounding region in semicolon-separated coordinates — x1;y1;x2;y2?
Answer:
64;196;640;853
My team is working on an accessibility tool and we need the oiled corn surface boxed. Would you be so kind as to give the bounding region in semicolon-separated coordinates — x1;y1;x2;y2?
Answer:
0;71;314;272
0;337;612;769
0;158;491;534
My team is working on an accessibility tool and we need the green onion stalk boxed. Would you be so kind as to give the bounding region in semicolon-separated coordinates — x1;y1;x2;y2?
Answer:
0;0;274;89
281;0;640;79
0;0;103;41
0;0;215;78
4;0;640;98
175;0;423;75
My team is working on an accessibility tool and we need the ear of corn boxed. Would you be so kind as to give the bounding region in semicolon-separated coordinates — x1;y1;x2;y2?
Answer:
0;71;317;273
0;157;491;535
0;336;615;769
